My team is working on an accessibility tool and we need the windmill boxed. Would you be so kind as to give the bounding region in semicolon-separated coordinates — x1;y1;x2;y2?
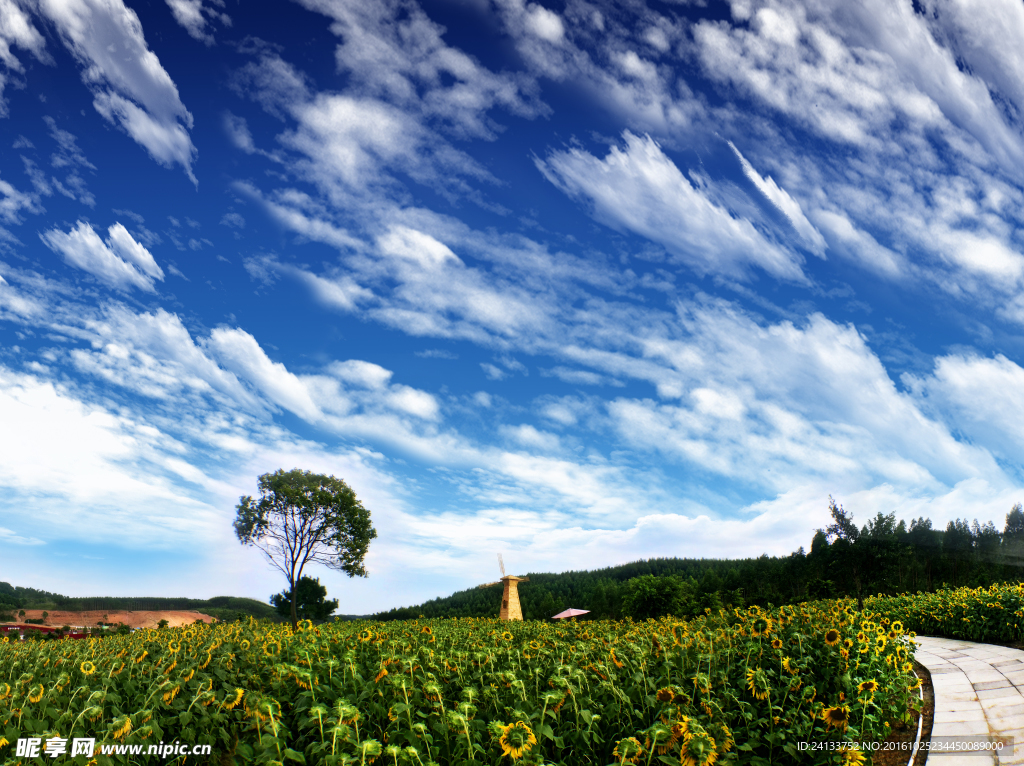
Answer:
477;553;529;620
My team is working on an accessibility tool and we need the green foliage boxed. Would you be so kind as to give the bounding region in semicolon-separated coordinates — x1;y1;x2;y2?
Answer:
870;582;1024;644
621;574;685;619
271;576;338;621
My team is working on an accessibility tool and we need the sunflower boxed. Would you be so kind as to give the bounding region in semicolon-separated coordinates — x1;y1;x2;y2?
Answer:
264;642;281;657
27;684;44;703
375;667;388;683
824;629;841;646
656;687;675;703
711;722;733;754
420;626;433;635
745;667;769;700
782;657;798;675
841;745;867;765
529;640;541;650
645;722;674;755
822;705;850;731
771;638;783;650
612;736;643;764
0;683;10;699
499;721;537;760
112;714;132;740
857;679;878;694
359;629;375;642
501;631;513;641
892;621;904;632
168;640;181;653
298;619;313;632
680;730;718;766
223;688;245;710
750;617;773;636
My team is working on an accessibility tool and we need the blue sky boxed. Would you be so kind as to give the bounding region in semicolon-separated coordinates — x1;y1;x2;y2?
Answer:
3;0;1024;613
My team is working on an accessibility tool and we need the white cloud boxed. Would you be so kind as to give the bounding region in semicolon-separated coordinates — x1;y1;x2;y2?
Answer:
165;0;229;45
524;4;564;43
728;141;826;256
0;0;48;115
501;423;561;452
0;172;43;224
40;220;164;292
37;0;197;181
0;526;44;545
539;132;807;281
328;359;393;389
223;112;255;153
904;353;1024;468
293;0;546;138
0;365;221;543
206;327;322;422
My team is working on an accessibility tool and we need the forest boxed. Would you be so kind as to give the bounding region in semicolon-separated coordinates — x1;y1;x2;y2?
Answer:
372;498;1024;620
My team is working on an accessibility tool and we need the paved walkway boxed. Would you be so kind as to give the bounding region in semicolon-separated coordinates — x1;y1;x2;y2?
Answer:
916;636;1024;765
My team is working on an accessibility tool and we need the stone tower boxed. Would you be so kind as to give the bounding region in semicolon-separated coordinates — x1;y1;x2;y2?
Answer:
499;575;528;620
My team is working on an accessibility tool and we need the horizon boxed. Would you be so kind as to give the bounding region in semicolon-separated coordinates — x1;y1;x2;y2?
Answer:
4;0;1024;613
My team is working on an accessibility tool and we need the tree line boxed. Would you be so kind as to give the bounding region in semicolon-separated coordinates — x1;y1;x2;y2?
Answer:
373;499;1024;621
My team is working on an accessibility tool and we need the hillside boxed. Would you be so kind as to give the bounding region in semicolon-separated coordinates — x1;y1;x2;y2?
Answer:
0;584;278;622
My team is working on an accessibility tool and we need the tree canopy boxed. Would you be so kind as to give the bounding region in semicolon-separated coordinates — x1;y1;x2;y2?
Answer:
234;469;377;627
271;576;339;621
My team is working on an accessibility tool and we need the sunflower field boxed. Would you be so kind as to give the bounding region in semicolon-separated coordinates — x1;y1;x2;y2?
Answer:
868;581;1024;644
0;601;919;766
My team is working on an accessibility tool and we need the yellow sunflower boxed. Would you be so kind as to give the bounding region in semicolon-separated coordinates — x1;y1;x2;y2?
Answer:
80;661;96;676
499;721;537;760
28;684;44;703
745;667;769;700
841;744;867;765
112;714;132;740
824;629;841;646
681;729;718;766
771;638;783;650
223;688;245;710
822;705;850;731
612;736;643;764
857;679;878;694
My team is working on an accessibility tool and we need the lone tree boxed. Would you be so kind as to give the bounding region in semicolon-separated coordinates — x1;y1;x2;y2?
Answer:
234;469;377;629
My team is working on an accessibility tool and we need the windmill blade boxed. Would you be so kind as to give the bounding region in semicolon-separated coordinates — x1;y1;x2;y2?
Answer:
497;553;505;576
477;581;501;589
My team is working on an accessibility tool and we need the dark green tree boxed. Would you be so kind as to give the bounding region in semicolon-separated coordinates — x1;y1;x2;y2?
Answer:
270;576;339;621
622;574;683;619
1004;503;1024;567
234;469;377;628
824;496;865;609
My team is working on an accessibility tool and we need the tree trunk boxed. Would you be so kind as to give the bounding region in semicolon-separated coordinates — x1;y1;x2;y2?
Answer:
290;578;298;630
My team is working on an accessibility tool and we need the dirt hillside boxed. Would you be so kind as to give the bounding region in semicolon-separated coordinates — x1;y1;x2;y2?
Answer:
10;609;215;629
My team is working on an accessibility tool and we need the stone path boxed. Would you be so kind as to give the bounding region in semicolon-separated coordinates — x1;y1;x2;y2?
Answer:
915;636;1024;765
